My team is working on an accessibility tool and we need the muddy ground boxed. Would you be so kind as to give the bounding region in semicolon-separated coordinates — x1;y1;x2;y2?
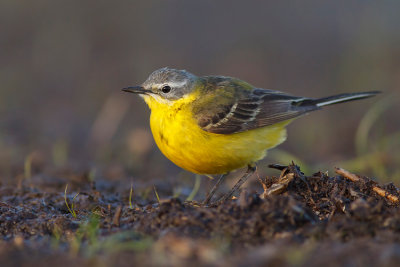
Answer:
1;164;400;267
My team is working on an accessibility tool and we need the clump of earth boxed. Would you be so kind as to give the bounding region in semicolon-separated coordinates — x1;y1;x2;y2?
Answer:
1;164;400;266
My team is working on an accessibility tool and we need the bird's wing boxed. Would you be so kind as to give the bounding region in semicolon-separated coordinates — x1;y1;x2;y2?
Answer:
193;86;319;134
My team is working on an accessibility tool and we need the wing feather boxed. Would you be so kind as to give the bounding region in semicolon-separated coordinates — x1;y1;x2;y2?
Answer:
194;86;319;134
193;77;378;134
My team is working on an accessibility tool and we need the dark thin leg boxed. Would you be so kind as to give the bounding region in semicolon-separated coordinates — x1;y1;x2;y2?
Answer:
203;173;228;205
218;165;257;203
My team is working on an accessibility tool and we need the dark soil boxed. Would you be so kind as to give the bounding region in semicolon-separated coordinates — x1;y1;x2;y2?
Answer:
1;164;400;267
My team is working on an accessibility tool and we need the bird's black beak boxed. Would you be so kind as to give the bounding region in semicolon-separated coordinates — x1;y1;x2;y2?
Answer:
122;86;149;94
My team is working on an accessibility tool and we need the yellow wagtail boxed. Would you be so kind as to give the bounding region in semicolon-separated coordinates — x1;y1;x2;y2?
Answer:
123;68;379;204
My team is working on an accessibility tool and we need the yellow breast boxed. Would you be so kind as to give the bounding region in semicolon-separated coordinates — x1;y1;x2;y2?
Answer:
144;94;290;175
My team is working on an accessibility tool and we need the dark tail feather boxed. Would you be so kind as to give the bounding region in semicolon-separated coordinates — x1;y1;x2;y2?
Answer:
298;91;380;107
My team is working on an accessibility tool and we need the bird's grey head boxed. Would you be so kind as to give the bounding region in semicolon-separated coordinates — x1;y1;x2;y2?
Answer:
123;68;198;102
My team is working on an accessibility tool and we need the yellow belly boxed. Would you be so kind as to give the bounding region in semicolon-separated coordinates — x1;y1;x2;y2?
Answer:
149;106;290;175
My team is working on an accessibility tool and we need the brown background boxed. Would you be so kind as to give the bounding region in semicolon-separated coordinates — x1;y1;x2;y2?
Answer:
1;1;399;187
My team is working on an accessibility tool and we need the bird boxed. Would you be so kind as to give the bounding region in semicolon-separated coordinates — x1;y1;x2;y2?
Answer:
122;67;379;204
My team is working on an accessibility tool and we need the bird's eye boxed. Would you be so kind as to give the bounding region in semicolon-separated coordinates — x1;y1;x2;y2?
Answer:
161;85;171;93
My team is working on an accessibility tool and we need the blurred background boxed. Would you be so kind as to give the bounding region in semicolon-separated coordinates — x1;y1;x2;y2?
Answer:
1;1;399;196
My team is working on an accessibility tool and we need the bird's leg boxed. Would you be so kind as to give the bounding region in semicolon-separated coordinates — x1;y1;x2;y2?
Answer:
203;173;228;205
218;165;257;203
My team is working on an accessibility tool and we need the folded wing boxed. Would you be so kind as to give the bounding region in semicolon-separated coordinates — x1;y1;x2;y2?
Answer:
195;88;318;134
194;85;379;134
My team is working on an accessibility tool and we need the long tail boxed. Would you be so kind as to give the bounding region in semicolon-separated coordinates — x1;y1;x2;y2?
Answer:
299;91;381;107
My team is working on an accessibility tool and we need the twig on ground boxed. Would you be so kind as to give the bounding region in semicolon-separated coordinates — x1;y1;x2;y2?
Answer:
112;206;122;226
255;168;268;193
260;167;294;198
335;167;399;203
262;163;312;199
268;164;288;171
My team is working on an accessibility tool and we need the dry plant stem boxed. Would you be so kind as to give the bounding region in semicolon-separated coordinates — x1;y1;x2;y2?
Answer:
255;170;268;192
264;172;294;197
203;173;228;205
334;168;360;182
112;206;122;226
335;167;399;203
129;183;134;209
290;164;309;186
268;164;288;171
263;163;310;198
